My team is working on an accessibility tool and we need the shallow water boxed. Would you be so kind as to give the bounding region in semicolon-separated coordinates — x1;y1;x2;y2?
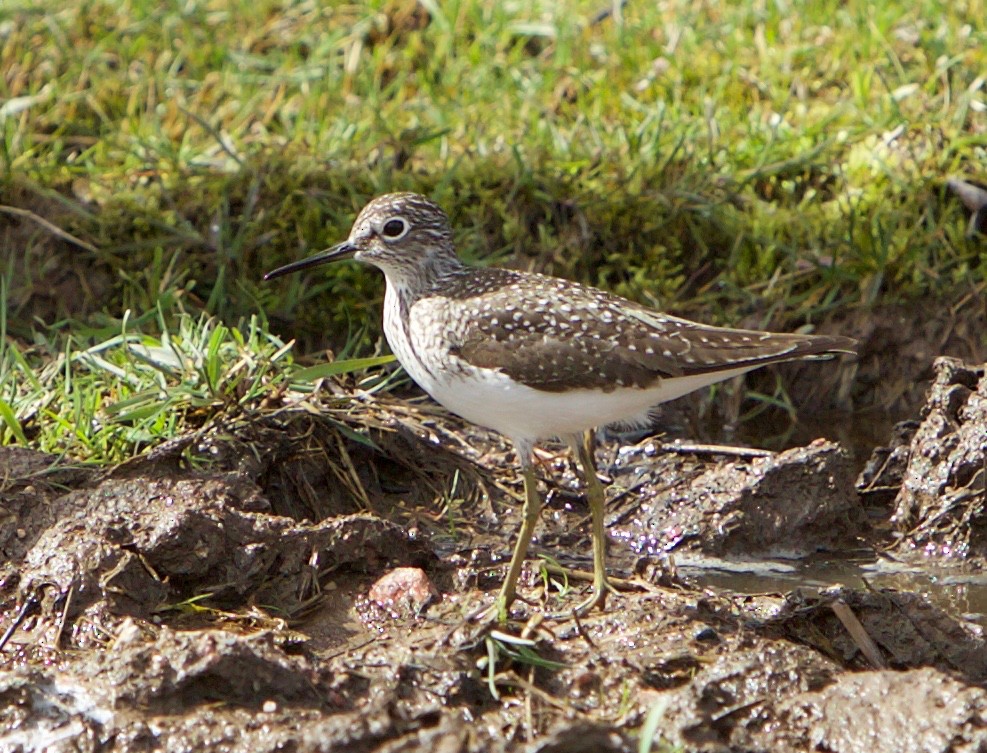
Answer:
733;407;903;468
654;406;987;628
681;552;987;628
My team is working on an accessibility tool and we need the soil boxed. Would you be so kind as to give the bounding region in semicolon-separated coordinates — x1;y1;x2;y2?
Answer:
885;358;987;561
2;358;987;752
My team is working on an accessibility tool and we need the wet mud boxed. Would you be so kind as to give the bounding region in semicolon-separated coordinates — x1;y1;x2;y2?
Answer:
2;360;987;751
883;358;987;561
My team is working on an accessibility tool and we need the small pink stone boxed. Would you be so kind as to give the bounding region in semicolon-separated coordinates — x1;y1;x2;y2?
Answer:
368;567;439;614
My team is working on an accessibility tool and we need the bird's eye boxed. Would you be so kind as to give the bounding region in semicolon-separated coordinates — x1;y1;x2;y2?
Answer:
381;218;407;239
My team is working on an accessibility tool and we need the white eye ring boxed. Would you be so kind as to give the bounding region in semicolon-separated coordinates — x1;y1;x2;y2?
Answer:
379;216;409;240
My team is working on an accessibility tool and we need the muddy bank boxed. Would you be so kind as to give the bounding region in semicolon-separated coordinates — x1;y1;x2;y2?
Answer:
2;366;987;751
859;358;987;562
3;571;986;752
607;438;862;559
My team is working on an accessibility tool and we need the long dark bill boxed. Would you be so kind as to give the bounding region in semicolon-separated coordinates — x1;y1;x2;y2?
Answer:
263;242;357;280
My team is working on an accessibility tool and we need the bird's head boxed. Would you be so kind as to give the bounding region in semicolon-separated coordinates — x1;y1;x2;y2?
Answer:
264;192;459;286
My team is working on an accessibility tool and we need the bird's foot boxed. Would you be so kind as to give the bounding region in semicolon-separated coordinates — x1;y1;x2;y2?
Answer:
570;582;609;618
443;590;538;648
540;562;626;619
467;598;509;627
467;588;537;626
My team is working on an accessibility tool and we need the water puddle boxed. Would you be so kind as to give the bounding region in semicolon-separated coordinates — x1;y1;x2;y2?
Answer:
679;552;987;627
668;408;987;625
732;407;904;468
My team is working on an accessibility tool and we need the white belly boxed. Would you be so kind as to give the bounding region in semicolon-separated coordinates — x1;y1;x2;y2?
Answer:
383;287;752;443
419;364;753;443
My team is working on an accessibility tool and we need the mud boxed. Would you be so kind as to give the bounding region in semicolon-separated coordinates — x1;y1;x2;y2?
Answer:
2;362;987;751
882;358;987;561
609;438;862;558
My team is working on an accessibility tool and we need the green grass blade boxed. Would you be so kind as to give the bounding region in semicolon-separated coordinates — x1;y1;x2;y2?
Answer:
290;355;396;382
0;399;28;445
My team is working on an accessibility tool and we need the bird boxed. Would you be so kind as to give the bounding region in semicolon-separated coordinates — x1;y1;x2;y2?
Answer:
265;192;857;622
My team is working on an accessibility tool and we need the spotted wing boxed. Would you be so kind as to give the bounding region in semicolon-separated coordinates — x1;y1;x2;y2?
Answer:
441;269;855;393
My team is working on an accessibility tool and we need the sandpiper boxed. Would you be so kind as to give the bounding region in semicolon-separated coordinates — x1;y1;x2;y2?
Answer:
265;192;857;621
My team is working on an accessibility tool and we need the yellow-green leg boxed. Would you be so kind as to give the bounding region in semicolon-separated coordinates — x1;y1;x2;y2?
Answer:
570;430;612;616
493;462;542;622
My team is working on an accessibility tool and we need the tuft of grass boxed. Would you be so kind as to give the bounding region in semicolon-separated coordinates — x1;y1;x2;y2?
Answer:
0;303;289;460
538;554;573;600
480;629;567;701
0;279;396;462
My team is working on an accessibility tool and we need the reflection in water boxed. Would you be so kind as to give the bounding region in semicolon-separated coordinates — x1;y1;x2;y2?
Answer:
732;408;903;470
680;552;987;628
680;407;987;626
604;408;982;628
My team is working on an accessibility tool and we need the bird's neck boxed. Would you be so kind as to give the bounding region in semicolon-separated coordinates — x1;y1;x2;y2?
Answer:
381;253;466;302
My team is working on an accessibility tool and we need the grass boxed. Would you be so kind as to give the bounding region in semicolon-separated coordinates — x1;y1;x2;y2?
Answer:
0;287;394;460
0;0;985;460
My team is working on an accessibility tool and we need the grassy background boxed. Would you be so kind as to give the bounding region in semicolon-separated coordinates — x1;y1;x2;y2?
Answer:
1;0;985;459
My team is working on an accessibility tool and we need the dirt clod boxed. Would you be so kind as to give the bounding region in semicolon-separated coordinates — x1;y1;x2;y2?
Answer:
613;438;863;557
888;358;987;560
4;469;430;631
